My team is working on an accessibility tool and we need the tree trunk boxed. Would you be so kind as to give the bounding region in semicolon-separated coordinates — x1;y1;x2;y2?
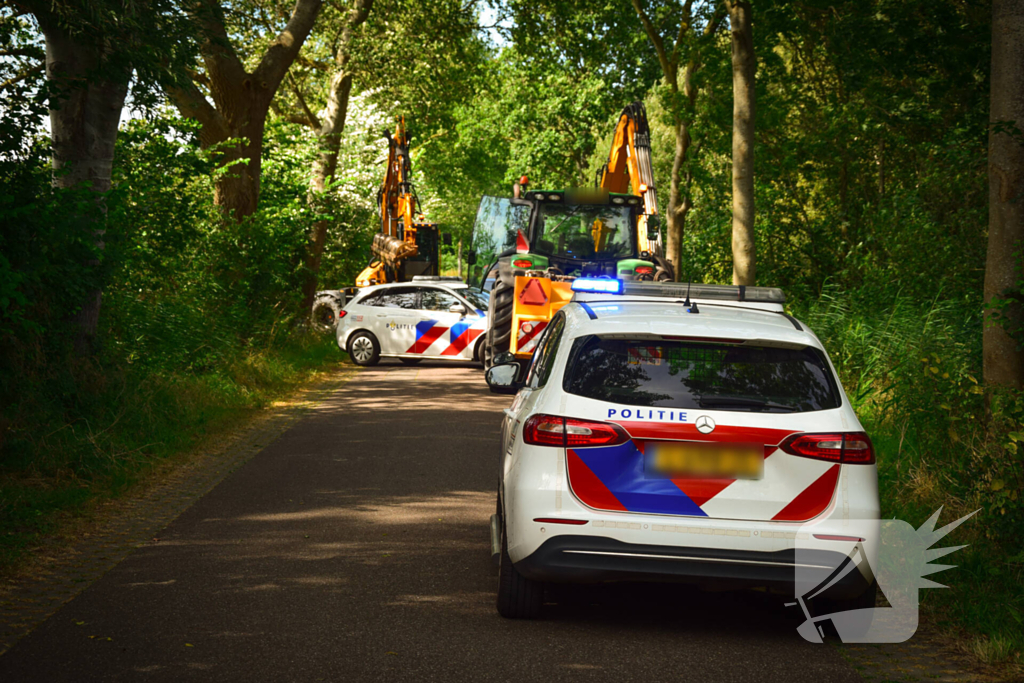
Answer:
37;12;130;355
666;121;691;280
213;118;265;220
728;0;756;286
167;0;323;222
299;0;371;317
985;0;1024;388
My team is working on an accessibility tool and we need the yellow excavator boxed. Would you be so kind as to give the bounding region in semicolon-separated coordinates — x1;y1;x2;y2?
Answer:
312;117;450;330
356;116;448;286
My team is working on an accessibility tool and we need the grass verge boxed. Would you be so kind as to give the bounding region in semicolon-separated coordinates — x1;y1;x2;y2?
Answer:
0;330;348;575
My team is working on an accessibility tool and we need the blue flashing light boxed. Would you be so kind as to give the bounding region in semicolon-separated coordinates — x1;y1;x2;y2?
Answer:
571;278;624;295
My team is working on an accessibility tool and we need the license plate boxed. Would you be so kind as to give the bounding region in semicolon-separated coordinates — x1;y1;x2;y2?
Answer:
645;441;763;480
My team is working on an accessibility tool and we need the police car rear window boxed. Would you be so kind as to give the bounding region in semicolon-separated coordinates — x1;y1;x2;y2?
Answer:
563;337;840;413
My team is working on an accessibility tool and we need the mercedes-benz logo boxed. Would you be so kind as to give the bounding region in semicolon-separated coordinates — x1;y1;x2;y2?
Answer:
695;415;716;434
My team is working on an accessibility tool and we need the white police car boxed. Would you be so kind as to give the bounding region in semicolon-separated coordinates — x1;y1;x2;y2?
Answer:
337;278;490;366
486;279;880;619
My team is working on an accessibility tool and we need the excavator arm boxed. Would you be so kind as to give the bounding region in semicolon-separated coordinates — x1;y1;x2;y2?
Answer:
596;102;662;257
357;116;437;287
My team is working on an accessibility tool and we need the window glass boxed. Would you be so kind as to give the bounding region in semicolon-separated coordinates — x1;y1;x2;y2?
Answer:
468;196;530;287
376;288;419;309
535;204;634;261
526;315;566;389
357;291;382;307
461;289;489;312
420;289;460;312
563;338;840;413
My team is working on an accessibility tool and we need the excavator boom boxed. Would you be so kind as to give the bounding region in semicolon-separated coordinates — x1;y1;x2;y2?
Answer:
597;102;662;257
356;116;442;287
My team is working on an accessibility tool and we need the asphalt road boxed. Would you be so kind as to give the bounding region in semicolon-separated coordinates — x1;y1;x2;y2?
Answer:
0;362;862;682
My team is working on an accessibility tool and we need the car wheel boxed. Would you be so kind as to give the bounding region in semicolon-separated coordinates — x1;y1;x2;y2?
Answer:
484;263;514;369
347;332;380;366
399;357;421;365
496;515;543;619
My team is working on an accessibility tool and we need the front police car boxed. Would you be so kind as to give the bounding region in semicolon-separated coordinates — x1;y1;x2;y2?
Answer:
487;280;880;619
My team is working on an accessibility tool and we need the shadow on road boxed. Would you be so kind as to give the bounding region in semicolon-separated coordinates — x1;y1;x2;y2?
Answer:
0;366;858;683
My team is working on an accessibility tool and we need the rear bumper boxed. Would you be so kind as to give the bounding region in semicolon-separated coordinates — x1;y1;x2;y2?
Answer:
514;535;872;599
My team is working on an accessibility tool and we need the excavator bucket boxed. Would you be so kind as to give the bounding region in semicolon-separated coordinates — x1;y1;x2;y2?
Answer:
371;232;419;268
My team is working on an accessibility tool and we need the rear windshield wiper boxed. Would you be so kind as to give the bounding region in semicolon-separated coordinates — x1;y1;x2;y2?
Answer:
698;396;798;412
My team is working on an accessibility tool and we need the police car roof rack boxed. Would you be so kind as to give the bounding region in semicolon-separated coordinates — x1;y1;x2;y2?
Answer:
411;275;464;282
622;281;785;303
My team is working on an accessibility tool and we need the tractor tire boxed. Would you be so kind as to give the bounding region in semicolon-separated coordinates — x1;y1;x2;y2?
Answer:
484;264;515;369
652;255;675;282
311;292;344;332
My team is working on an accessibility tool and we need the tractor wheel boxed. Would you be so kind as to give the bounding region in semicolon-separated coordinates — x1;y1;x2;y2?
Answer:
311;293;344;332
484;264;515;369
653;255;675;282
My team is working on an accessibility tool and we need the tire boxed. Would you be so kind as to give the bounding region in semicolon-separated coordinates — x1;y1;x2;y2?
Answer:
399;357;421;365
496;515;543;619
311;293;343;332
652;255;675;282
484;263;515;369
347;331;380;366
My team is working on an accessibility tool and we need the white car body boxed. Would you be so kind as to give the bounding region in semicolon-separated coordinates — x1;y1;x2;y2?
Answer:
497;286;880;613
337;280;490;363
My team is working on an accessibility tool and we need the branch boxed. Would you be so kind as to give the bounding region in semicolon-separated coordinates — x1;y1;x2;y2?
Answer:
164;74;230;147
631;0;675;87
0;47;45;60
0;63;44;90
193;0;248;100
670;0;695;65
289;72;320;129
253;0;324;93
335;0;373;67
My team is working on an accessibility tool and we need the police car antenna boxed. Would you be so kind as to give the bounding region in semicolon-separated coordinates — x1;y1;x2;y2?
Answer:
683;274;699;314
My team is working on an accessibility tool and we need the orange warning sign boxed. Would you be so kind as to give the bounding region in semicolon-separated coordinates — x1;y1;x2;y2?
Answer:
518;278;549;306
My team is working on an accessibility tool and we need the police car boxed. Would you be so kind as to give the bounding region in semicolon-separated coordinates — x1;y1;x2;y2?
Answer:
337;277;490;366
485;278;880;619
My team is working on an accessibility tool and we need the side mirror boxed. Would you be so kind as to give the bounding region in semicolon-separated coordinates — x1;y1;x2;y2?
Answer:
449;303;467;316
646;215;661;241
442;232;453;246
485;362;521;395
467;250;477;266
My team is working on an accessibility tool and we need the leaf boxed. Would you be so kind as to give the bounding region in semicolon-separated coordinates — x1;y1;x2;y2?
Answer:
185;643;194;647
992;479;1005;491
1009;431;1024;442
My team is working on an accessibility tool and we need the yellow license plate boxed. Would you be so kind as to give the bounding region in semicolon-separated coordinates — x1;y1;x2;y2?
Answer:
646;441;764;480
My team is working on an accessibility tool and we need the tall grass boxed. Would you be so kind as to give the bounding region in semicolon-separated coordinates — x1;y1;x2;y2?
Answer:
796;287;1024;664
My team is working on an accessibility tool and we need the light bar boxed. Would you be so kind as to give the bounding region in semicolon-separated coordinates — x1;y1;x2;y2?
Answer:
621;281;785;303
571;278;624;294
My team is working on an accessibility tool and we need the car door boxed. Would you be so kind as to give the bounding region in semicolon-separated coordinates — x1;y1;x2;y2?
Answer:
371;287;421;355
412;288;468;357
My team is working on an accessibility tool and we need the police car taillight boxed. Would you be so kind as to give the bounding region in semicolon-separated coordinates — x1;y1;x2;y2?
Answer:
522;415;629;448
780;432;875;464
